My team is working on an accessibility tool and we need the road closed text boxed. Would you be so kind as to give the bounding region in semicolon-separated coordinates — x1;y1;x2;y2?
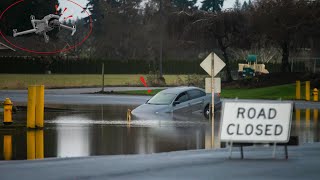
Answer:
226;107;283;136
226;123;283;136
220;102;292;143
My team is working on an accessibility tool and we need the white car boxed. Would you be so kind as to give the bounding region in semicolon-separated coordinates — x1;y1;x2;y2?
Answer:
131;86;221;119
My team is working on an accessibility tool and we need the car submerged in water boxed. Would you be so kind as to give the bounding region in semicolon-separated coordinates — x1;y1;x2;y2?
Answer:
131;86;221;119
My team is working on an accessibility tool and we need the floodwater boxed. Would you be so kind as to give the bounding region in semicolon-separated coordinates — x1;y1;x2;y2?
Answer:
0;105;319;160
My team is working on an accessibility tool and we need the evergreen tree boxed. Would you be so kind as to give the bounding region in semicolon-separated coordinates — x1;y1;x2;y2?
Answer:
242;1;248;11
248;0;253;7
200;0;224;12
233;0;241;10
106;0;123;8
171;0;197;11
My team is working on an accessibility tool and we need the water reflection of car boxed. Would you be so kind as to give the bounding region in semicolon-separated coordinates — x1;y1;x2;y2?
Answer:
131;86;221;119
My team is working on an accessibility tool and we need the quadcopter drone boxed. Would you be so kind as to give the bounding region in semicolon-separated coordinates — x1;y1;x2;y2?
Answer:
13;14;76;43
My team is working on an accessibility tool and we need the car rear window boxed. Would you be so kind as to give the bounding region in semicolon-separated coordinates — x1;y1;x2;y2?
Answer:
187;90;206;100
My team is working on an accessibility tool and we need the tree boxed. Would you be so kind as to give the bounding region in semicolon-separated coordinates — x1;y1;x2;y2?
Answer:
171;0;197;11
234;0;242;10
84;0;145;59
206;11;249;81
200;0;224;12
252;0;315;72
242;1;248;11
248;0;252;7
170;9;249;82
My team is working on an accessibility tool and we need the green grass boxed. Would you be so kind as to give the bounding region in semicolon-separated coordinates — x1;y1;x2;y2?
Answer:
0;74;189;89
221;84;297;100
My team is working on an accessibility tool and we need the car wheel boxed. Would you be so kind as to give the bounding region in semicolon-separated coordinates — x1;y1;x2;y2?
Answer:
204;105;211;119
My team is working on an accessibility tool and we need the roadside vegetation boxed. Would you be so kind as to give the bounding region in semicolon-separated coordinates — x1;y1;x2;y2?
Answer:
221;84;297;100
0;74;204;89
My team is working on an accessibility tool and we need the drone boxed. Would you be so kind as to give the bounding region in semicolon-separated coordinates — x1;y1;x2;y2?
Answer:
13;14;76;43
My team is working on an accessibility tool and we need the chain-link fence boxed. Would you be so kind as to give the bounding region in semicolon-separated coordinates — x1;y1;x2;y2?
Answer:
290;57;320;73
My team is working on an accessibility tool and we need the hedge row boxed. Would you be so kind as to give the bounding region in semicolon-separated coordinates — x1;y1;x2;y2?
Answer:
0;57;205;74
0;56;294;74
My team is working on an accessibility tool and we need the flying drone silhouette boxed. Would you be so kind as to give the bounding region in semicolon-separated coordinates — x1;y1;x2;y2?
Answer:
13;14;76;43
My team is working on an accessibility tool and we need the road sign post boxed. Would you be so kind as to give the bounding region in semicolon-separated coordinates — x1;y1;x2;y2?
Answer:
200;52;226;148
211;60;215;147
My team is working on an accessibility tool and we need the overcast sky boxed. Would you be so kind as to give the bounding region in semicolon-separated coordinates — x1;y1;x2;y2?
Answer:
220;0;246;9
189;0;248;9
58;0;89;20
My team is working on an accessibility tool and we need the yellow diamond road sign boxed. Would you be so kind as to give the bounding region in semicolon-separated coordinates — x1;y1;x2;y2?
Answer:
200;52;226;76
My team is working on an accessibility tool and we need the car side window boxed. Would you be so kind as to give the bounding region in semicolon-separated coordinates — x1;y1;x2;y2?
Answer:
175;92;189;102
187;90;206;100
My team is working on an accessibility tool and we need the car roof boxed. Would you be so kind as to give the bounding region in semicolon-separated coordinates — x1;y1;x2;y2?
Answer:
160;86;204;95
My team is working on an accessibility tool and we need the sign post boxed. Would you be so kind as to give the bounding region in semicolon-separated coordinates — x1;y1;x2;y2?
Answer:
200;52;226;148
220;100;293;159
211;61;215;147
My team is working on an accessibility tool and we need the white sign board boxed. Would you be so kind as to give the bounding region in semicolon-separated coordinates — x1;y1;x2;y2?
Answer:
200;52;226;76
220;101;292;143
205;77;221;93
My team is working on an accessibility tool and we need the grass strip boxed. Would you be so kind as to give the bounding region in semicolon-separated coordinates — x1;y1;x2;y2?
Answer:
0;74;189;89
221;84;297;100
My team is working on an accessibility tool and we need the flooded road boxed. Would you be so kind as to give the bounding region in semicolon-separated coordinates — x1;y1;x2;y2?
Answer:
0;104;319;160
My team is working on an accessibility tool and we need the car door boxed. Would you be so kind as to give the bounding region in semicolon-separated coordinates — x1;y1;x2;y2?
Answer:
187;89;206;113
172;92;191;113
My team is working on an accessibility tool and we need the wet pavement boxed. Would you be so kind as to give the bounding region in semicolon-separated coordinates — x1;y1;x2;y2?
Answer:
1;139;320;180
0;104;319;160
0;93;150;105
0;88;319;161
0;87;159;105
1;87;319;108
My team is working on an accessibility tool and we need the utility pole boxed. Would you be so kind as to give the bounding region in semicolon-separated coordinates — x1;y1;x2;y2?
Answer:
159;0;164;78
101;63;105;92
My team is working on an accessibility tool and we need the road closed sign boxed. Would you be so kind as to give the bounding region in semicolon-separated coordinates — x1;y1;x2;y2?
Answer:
220;101;293;143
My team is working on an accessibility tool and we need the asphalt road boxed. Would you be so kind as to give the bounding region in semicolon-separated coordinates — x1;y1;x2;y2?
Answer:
0;143;319;180
0;87;319;108
0;87;156;105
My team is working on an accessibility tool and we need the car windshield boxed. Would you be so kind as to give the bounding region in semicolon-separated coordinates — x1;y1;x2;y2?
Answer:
147;93;176;105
